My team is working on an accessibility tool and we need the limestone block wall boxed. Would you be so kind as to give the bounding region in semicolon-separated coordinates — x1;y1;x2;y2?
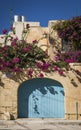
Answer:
48;20;62;60
27;26;49;51
0;77;19;120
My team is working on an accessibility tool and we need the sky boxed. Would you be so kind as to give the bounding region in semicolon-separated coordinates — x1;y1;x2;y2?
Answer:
0;0;81;34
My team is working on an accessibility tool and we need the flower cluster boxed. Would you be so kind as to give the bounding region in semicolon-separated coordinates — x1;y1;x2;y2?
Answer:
53;51;81;75
55;51;81;63
0;36;50;76
53;16;81;50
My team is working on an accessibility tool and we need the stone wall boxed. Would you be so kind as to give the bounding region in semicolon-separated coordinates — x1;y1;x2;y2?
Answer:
0;76;19;120
0;68;81;120
26;26;49;51
48;20;62;60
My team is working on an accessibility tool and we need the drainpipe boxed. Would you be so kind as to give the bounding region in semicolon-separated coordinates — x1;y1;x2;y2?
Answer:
76;102;78;120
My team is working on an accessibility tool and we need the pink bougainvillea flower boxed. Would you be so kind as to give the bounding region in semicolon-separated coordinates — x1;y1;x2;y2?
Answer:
0;64;4;70
26;24;30;29
58;69;64;76
13;37;18;42
38;73;44;78
45;49;48;55
54;55;59;61
1;61;6;67
13;68;22;72
36;62;42;68
5;62;11;67
21;40;26;44
52;66;58;71
11;41;17;46
65;59;75;63
23;45;31;52
12;57;20;63
23;47;29;52
32;40;38;44
2;29;8;34
75;70;81;76
42;62;50;71
3;45;8;50
10;26;15;31
11;37;18;46
27;68;33;78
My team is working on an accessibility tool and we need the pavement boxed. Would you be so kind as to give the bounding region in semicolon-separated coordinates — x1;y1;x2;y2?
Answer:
0;118;81;130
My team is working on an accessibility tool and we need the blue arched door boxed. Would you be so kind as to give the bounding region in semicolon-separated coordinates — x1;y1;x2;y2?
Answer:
18;78;65;118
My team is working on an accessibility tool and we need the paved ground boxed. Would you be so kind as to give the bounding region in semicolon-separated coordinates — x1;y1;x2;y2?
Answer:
0;119;81;130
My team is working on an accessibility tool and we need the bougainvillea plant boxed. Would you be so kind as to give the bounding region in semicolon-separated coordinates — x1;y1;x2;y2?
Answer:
0;25;45;78
53;16;81;51
0;24;66;79
0;22;81;80
51;16;81;70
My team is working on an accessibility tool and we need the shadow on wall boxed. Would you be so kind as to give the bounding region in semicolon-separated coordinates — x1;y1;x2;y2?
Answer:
0;78;4;87
18;78;65;118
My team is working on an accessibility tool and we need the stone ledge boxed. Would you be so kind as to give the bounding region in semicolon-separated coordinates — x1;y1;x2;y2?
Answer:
69;63;81;66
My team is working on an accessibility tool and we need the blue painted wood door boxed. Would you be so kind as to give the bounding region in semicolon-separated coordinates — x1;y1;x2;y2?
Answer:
18;78;65;118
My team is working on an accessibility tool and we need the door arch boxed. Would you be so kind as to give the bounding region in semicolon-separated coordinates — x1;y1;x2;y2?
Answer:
18;78;65;118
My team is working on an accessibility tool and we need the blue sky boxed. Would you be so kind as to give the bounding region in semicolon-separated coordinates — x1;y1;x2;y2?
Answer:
0;0;81;34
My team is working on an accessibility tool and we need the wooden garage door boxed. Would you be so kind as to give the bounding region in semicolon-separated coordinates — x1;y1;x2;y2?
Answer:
18;78;65;118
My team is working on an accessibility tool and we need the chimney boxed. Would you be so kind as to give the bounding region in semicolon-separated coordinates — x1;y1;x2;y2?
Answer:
21;16;26;22
14;15;26;22
14;15;21;22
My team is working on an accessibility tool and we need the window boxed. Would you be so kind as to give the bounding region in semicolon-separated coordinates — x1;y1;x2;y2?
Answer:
62;39;73;52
